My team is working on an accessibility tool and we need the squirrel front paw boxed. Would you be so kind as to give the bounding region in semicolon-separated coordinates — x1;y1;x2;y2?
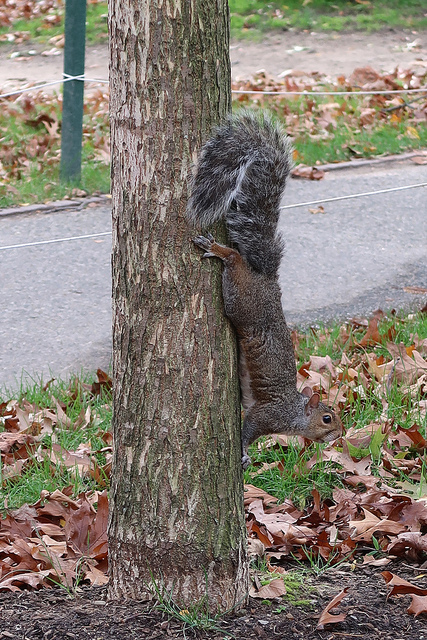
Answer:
241;454;252;470
193;233;216;256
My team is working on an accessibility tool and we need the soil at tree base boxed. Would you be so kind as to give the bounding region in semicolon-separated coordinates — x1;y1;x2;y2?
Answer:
0;561;426;639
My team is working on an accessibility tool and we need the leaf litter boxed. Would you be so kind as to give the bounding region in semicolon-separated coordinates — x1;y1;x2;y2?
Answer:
1;311;427;634
1;63;427;204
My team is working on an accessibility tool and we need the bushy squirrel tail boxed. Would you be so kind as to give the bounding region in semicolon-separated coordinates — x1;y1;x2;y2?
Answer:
187;110;293;278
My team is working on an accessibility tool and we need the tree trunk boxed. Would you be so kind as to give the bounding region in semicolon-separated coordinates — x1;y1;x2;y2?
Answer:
108;0;249;611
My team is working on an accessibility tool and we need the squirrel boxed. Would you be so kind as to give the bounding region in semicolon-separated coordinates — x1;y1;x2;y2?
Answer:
187;110;342;468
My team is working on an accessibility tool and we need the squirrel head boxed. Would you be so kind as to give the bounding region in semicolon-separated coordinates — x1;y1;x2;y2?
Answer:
300;387;342;443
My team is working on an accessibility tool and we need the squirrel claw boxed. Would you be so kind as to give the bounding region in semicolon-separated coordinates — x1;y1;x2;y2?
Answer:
193;235;215;253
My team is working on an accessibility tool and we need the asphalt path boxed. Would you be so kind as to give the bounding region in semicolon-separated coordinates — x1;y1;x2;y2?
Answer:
0;159;426;392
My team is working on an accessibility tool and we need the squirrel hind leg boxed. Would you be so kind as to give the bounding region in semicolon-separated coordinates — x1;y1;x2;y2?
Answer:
241;417;256;469
241;453;252;470
241;436;251;469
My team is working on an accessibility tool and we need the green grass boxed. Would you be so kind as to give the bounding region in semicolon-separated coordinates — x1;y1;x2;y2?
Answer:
244;440;344;508
244;311;427;505
0;374;112;510
0;3;108;46
0;159;110;208
233;93;427;167
1;312;426;512
0;89;110;208
295;122;427;166
229;0;427;38
1;0;426;49
2;88;426;208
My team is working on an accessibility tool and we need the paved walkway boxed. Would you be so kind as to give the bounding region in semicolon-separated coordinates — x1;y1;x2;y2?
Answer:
0;158;426;392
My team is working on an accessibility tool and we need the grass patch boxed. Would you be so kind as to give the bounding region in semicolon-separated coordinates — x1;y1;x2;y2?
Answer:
1;0;426;49
229;0;427;38
244;439;344;508
233;85;427;167
0;372;112;510
3;311;426;512
2;77;426;208
0;89;110;207
1;311;426;588
0;1;108;46
293;121;427;166
244;310;427;505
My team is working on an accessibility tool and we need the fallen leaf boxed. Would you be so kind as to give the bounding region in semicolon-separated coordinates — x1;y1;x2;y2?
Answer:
381;571;427;597
249;577;287;599
408;594;427;617
291;164;325;180
317;588;349;629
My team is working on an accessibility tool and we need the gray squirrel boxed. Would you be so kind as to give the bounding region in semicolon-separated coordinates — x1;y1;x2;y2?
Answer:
187;110;342;468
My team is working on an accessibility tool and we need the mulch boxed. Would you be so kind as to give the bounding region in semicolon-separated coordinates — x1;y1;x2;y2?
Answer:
1;561;426;640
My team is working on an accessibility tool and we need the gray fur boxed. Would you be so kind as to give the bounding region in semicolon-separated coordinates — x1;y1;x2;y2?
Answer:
187;110;293;278
190;112;342;468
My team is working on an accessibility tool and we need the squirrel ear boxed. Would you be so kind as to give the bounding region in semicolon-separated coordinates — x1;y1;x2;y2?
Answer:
305;392;320;414
301;387;313;398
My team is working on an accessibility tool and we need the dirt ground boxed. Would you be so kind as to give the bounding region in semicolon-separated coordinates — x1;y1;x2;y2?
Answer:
0;29;426;94
1;561;426;639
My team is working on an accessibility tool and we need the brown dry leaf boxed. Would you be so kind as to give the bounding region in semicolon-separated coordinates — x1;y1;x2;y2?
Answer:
404;286;427;294
28;535;67;556
309;355;337;377
0;431;35;454
40;444;94;477
291;164;325;180
349;508;406;541
49;397;73;428
387;343;427;385
86;491;109;559
322;443;372;476
366;353;393;382
317;588;349;629
408;594;427;617
247;537;266;559
249;577;287;599
357;317;382;347
349;66;381;85
1;459;26;481
91;369;113;396
83;563;109;586
387;533;427;559
0;570;53;592
244;484;278;507
381;571;427;597
362;555;392;567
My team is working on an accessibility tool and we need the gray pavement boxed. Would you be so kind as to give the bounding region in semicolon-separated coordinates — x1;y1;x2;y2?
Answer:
0;158;426;392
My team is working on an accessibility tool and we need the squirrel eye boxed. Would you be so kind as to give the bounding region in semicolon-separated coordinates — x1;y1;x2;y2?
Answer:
322;414;332;424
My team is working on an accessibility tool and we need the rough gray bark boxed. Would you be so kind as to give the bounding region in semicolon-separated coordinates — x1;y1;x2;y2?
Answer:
107;0;249;610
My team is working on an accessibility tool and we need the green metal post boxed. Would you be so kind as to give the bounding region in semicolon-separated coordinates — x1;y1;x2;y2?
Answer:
60;0;87;183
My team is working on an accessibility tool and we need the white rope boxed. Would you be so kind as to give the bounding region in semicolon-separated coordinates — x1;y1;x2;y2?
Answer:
1;74;425;100
0;76;76;99
0;75;108;99
280;181;427;210
0;231;111;252
63;73;109;84
232;87;427;96
1;182;426;252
